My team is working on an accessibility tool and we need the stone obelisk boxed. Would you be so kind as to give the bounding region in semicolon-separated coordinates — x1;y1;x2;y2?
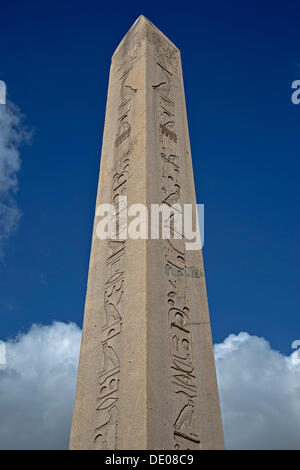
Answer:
69;16;224;450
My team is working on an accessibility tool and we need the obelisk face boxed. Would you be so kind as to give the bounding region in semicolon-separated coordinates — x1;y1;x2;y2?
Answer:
69;16;225;450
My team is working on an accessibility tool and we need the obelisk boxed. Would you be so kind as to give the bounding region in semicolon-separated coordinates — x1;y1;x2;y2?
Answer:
69;16;224;450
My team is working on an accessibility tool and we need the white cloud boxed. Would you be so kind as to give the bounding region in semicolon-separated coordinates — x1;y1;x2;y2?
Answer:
0;325;299;449
215;332;300;449
0;322;81;449
0;101;31;258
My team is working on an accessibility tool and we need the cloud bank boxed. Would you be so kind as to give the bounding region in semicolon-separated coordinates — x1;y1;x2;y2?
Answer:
0;322;81;449
0;324;299;449
0;101;30;257
215;332;300;449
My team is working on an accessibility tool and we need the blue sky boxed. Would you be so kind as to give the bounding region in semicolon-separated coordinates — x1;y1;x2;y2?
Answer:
0;0;299;358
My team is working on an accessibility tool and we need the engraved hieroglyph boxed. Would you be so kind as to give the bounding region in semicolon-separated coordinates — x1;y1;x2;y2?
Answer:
94;67;138;450
70;16;225;450
152;57;201;449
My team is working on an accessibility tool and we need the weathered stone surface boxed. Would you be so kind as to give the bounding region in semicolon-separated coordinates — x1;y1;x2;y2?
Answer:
69;16;225;450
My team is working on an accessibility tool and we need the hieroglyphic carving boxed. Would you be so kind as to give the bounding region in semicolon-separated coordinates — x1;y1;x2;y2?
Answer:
94;66;138;449
153;48;201;450
174;400;200;450
146;23;178;75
